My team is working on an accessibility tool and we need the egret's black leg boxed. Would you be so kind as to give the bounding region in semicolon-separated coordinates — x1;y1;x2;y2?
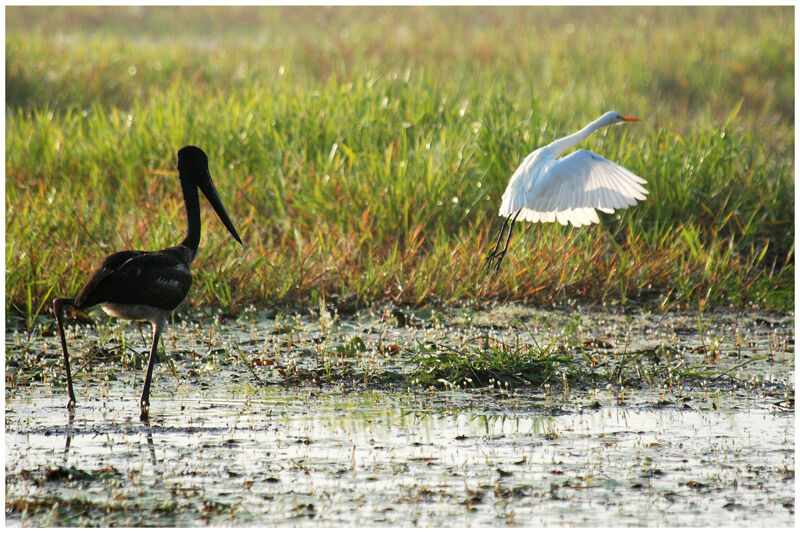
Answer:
493;211;520;271
484;216;511;272
140;317;166;420
53;298;77;410
485;211;520;272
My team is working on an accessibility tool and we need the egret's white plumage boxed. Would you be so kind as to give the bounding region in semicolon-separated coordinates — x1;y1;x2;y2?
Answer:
486;111;648;270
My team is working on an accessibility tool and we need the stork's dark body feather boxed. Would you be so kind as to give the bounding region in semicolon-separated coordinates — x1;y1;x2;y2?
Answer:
53;145;242;419
74;246;194;312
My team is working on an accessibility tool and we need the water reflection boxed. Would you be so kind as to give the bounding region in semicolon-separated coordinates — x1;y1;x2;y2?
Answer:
142;418;158;467
6;386;794;527
64;409;74;455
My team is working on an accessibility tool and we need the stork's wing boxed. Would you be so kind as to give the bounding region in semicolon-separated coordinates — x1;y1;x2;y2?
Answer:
508;149;648;227
74;250;192;311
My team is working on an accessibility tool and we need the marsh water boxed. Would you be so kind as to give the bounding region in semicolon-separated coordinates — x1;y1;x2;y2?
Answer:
5;306;795;526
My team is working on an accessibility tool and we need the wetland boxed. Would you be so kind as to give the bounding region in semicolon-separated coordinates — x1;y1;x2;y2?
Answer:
5;6;795;527
6;305;795;526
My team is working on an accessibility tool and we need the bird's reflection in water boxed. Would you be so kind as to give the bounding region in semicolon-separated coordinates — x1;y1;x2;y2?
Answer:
142;417;159;468
62;410;160;470
64;410;74;455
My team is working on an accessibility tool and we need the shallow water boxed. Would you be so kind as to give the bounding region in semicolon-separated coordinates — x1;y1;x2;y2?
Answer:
6;385;794;527
5;306;795;526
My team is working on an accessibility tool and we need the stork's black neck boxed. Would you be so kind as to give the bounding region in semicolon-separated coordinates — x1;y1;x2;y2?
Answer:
179;172;201;255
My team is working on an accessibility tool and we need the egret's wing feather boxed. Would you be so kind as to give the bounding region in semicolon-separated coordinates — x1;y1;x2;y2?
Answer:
498;149;551;217
517;149;648;227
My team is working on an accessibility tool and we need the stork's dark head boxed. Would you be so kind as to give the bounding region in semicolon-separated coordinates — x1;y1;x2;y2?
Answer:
177;145;209;174
177;145;242;245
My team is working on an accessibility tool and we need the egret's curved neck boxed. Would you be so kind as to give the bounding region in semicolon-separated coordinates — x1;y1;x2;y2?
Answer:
547;117;609;158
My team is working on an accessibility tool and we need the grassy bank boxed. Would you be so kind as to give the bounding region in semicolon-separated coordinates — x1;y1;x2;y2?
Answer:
5;6;794;327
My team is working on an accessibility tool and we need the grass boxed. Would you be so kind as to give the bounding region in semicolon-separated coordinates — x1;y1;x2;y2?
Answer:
404;321;771;393
409;336;572;389
5;6;794;330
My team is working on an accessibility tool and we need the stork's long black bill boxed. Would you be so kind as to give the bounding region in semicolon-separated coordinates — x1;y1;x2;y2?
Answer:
198;169;242;245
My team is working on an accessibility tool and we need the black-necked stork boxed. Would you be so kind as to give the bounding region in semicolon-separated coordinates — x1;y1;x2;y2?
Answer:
53;145;242;418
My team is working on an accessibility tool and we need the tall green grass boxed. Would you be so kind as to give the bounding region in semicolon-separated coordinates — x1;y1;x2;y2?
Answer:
5;6;794;322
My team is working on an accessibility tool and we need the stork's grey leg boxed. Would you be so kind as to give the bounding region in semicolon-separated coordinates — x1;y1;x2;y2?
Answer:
140;316;166;420
53;298;77;409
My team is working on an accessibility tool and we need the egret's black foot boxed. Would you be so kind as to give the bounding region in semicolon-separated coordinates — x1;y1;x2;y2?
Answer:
483;254;495;272
493;251;506;271
483;253;498;273
484;251;506;273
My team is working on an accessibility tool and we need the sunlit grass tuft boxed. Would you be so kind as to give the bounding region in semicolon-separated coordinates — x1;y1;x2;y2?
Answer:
409;336;572;389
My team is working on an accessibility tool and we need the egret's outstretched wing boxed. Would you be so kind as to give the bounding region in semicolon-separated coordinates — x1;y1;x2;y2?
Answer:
498;148;550;218
503;149;648;227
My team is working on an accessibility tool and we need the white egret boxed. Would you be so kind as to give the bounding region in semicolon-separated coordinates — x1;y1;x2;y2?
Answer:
485;110;648;271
